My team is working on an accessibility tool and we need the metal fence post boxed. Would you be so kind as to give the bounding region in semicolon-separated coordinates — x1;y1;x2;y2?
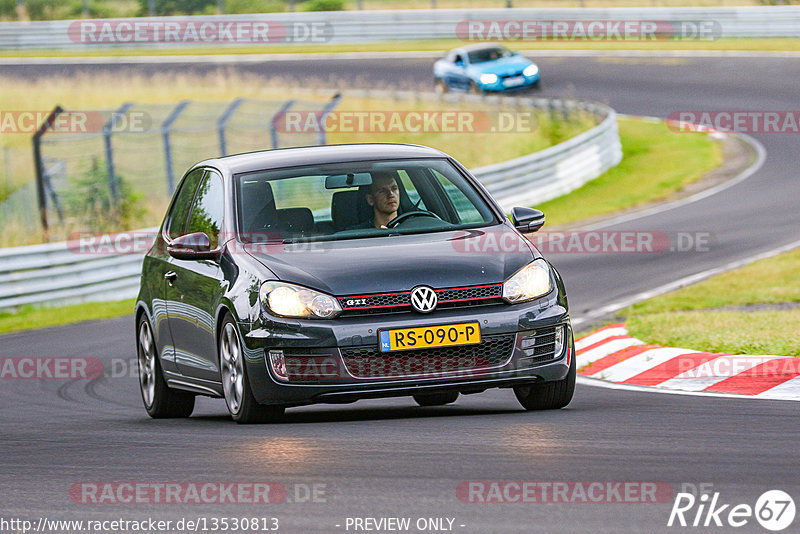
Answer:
317;93;342;146
32;105;63;240
103;102;133;204
2;146;10;193
217;97;244;156
270;100;296;150
162;100;190;194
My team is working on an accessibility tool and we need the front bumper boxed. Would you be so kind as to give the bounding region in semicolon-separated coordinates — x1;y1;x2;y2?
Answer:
240;293;571;406
479;73;540;92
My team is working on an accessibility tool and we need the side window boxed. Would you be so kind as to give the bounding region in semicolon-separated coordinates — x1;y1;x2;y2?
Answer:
167;168;204;240
186;171;225;249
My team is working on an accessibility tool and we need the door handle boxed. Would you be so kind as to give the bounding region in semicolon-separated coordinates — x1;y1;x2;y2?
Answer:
164;271;177;285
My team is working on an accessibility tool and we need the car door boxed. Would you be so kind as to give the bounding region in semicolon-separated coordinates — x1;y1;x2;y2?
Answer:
452;54;472;91
444;53;470;91
164;169;227;382
157;168;205;374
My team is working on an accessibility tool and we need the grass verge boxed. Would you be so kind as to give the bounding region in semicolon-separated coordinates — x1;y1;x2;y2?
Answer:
536;118;722;227
2;38;799;58
624;248;800;357
0;299;135;336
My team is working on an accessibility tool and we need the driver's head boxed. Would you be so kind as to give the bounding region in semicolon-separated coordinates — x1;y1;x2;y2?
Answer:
365;172;399;224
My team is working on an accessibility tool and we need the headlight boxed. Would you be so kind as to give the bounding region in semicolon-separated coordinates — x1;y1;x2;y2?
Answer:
502;259;553;303
259;281;342;319
523;64;539;77
479;73;498;85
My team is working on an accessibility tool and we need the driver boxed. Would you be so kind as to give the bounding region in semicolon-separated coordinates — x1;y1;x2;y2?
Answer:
357;172;400;229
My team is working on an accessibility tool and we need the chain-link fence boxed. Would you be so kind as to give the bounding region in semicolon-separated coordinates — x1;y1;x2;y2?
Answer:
0;95;340;246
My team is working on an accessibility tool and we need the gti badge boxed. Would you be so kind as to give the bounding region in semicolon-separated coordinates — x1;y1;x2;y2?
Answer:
410;286;438;313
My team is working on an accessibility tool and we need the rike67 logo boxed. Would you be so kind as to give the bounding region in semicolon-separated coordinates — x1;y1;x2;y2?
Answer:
668;486;795;531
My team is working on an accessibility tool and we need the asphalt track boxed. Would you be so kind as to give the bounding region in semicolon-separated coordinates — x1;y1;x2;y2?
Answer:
2;55;799;533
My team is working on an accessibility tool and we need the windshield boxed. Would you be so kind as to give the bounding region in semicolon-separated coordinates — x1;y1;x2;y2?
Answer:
467;46;513;64
235;158;497;243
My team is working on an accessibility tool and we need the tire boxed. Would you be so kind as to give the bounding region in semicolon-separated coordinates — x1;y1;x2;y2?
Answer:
513;343;575;411
469;81;482;95
137;316;195;418
219;315;285;424
434;78;449;94
413;391;459;407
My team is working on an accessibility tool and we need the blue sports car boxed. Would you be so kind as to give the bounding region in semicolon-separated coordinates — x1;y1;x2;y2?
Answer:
433;43;540;94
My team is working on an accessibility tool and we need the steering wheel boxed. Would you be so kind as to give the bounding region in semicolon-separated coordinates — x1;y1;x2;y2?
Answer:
386;210;443;228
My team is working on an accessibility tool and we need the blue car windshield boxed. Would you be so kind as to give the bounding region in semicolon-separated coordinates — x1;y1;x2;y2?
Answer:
468;46;513;64
235;158;498;243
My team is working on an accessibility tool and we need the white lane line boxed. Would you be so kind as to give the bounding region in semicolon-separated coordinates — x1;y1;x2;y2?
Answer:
576;337;643;368
576;375;800;402
578;130;766;232
657;355;782;392
575;326;628;351
588;347;698;382
572;237;800;329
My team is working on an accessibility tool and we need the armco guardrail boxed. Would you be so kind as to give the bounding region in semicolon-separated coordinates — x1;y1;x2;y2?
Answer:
0;93;621;311
474;100;620;211
0;7;799;50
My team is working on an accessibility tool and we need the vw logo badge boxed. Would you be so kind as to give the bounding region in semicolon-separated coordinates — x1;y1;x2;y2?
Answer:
410;286;438;313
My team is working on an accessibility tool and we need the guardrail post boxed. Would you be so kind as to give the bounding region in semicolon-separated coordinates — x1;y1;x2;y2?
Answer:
270;100;296;150
318;93;342;146
32;105;63;241
103;102;133;204
217;97;244;156
161;100;190;194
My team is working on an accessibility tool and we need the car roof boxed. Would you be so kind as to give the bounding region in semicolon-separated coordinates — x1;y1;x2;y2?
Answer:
453;42;510;54
195;143;448;176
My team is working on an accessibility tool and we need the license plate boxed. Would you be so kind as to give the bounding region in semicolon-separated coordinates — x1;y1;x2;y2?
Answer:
379;322;481;352
503;76;525;87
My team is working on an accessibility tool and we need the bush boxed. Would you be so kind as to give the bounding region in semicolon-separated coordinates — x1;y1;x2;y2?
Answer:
303;0;344;11
225;0;286;13
62;159;146;232
23;0;65;20
0;0;16;19
136;0;216;16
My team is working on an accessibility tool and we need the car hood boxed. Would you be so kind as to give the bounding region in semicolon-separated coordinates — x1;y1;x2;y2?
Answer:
469;56;533;77
243;225;537;296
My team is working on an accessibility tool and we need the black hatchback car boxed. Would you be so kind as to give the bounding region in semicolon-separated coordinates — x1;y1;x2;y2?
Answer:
136;144;574;423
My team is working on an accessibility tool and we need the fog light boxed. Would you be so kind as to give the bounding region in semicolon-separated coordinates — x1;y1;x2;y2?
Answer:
553;326;565;357
268;350;287;380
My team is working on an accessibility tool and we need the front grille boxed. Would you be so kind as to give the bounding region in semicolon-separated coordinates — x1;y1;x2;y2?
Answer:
340;333;515;379
338;284;503;316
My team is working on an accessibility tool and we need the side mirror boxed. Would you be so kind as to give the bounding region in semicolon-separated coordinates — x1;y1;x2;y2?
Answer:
167;232;218;260
455;59;464;67
510;207;545;233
